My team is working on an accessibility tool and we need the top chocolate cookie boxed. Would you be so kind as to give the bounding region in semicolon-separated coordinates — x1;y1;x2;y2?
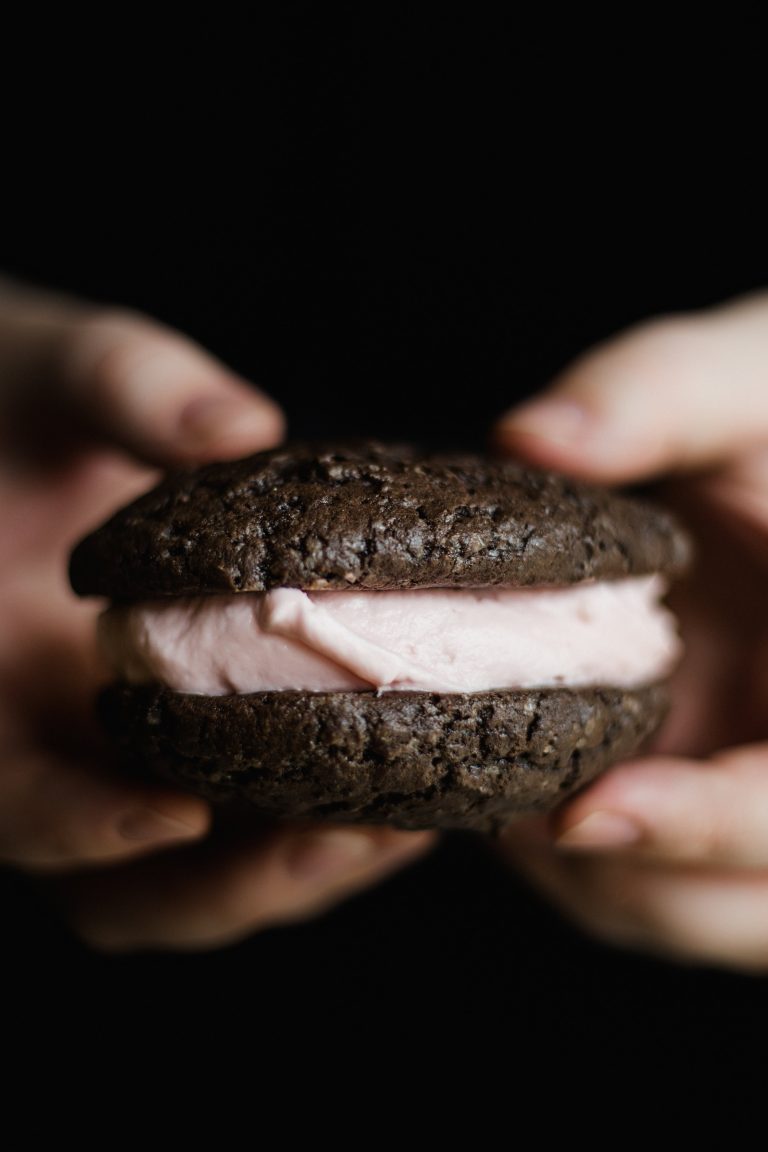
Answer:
69;442;690;599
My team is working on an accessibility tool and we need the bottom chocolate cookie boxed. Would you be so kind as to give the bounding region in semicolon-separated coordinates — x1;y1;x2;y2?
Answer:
99;683;668;832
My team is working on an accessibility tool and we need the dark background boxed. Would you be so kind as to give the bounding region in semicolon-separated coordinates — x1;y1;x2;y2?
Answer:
3;14;768;1092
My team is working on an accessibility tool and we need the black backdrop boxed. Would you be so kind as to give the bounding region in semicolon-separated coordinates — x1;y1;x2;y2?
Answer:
3;14;768;1095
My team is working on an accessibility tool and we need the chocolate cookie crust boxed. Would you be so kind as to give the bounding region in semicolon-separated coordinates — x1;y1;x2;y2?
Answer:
99;683;668;832
70;443;689;599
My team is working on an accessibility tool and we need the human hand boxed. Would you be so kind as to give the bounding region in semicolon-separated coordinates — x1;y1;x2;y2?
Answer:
0;279;432;951
495;292;768;971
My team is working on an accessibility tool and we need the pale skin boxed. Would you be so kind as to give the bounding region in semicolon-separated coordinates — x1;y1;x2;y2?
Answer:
5;279;768;969
0;279;433;951
496;292;768;972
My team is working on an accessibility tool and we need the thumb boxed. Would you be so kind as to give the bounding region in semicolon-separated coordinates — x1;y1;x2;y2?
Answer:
494;292;768;482
551;744;768;869
59;310;285;466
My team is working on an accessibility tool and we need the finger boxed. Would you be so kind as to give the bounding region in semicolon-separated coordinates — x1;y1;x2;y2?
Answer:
494;291;768;482
56;310;285;465
552;744;768;868
503;835;768;971
0;749;210;870
59;826;436;952
502;832;656;950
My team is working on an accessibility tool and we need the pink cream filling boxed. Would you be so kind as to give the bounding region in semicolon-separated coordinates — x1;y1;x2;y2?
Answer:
98;576;681;695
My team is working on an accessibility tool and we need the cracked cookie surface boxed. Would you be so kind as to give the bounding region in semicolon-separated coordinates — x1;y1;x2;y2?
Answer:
99;683;669;831
70;442;690;599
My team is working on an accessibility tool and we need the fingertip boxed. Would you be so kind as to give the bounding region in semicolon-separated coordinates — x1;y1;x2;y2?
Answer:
117;793;212;845
365;827;437;868
493;316;720;482
555;810;645;852
366;826;437;853
174;386;286;463
492;418;597;476
551;755;704;854
493;397;655;482
495;397;591;448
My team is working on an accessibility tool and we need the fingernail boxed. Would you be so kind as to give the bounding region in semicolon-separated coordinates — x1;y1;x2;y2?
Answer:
286;830;376;882
500;399;593;446
179;394;280;445
556;811;643;851
118;807;202;843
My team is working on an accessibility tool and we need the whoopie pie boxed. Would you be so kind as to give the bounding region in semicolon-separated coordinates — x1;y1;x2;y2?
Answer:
69;442;690;831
